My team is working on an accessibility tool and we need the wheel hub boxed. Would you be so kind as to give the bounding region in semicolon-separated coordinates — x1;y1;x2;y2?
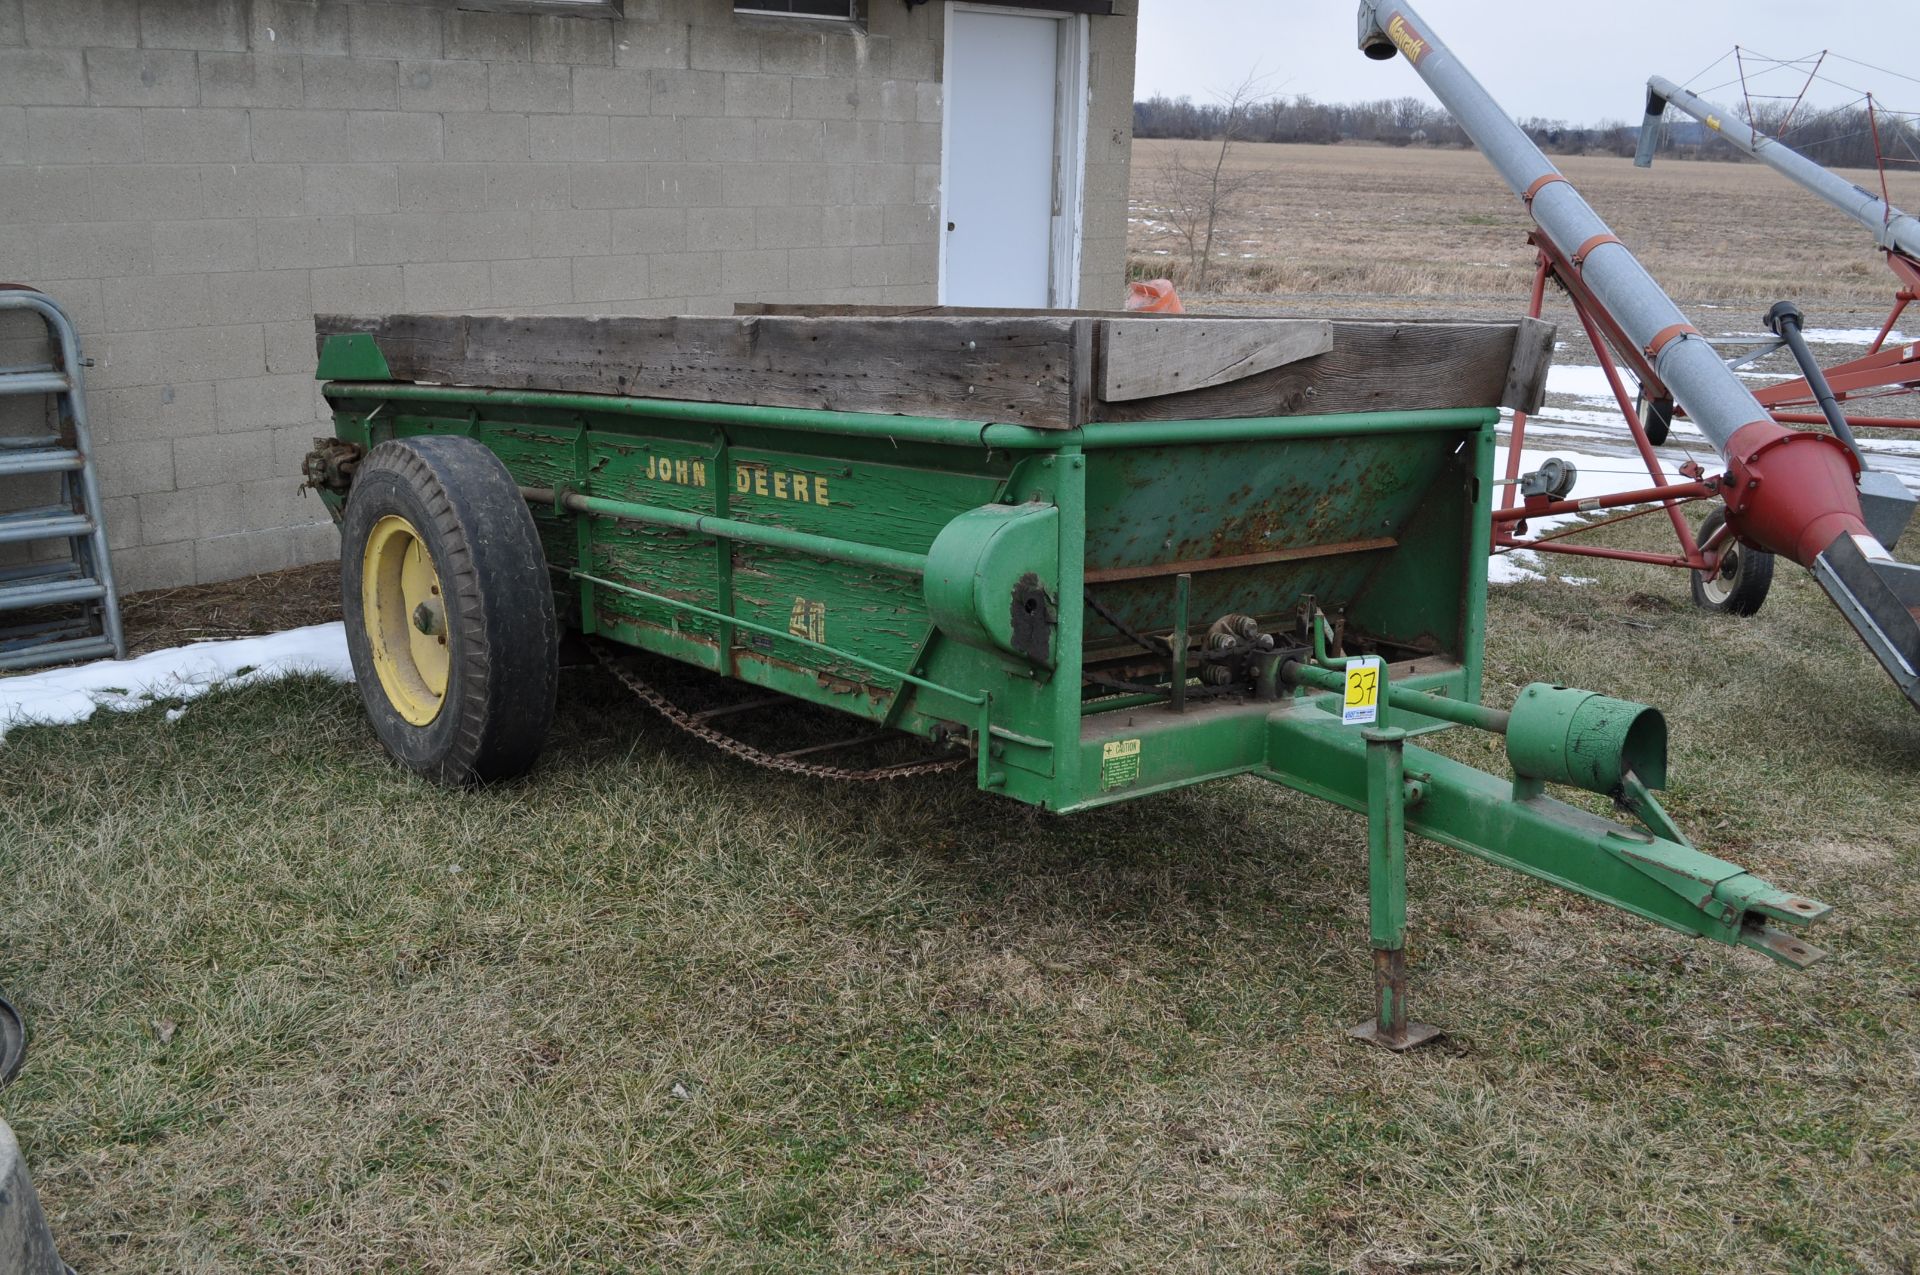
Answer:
1702;543;1740;605
362;514;450;725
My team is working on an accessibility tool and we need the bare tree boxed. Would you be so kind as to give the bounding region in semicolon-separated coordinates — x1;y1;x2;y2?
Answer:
1153;71;1274;290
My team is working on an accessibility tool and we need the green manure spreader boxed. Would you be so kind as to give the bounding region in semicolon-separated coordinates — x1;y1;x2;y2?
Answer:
304;304;1829;1048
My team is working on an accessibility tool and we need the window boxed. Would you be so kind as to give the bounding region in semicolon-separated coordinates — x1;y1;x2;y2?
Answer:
733;0;859;19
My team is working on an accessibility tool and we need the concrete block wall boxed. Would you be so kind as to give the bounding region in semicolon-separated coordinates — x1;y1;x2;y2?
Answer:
0;0;1136;592
1081;0;1137;308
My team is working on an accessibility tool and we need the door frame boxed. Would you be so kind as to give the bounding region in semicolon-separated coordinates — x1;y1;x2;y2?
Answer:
937;1;1091;308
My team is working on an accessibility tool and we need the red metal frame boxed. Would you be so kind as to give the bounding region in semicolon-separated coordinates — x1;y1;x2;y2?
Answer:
1499;237;1919;579
1495;233;1722;572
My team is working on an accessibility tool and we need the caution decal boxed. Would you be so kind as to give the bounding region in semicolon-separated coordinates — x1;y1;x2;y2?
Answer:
1101;738;1142;790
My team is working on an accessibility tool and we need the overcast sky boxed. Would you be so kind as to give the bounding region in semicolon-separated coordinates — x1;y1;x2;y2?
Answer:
1133;2;1906;125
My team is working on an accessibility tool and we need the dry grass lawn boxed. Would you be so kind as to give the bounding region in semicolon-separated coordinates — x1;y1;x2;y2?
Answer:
6;511;1917;1273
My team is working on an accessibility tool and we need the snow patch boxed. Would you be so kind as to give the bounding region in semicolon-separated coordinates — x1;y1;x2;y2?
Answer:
1547;361;1815;413
0;622;354;742
1714;326;1908;346
1487;550;1546;584
1545;363;1637;406
1801;327;1908;346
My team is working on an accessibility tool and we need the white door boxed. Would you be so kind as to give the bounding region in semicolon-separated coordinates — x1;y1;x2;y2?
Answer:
940;7;1084;308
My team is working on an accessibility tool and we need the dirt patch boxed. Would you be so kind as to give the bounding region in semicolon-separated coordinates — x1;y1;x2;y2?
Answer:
120;560;341;656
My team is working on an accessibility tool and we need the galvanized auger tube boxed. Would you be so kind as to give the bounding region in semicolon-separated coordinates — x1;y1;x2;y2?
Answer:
1637;77;1920;262
1357;2;1920;709
1638;77;1920;545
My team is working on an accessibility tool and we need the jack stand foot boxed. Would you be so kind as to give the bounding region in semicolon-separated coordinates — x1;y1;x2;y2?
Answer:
1348;946;1444;1052
1347;1017;1444;1052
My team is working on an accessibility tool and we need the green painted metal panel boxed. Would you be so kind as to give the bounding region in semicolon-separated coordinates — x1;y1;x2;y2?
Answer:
1347;423;1492;666
314;333;391;382
584;430;726;655
1080;430;1476;664
323;384;1499;810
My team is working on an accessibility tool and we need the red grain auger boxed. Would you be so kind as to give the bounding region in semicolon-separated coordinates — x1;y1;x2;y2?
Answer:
1358;1;1920;711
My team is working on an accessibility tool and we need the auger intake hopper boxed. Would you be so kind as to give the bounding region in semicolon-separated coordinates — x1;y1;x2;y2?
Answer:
1815;534;1920;709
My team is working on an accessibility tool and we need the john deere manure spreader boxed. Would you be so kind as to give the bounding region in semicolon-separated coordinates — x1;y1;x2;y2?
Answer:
303;305;1829;1048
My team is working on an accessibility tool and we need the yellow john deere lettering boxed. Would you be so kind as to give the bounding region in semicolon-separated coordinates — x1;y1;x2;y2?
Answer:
645;455;709;489
1387;14;1428;64
736;463;832;506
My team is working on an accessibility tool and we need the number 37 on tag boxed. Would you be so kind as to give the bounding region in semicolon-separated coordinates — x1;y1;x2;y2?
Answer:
1342;656;1383;726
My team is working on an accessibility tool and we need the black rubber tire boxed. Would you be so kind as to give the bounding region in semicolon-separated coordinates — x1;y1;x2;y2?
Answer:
1643;396;1675;447
1690;506;1775;617
341;435;557;785
0;993;23;1089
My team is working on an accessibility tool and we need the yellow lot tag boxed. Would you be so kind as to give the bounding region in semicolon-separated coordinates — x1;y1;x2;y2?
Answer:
1343;657;1383;726
1101;738;1142;789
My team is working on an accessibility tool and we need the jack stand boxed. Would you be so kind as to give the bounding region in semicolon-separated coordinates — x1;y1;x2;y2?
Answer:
1349;726;1443;1051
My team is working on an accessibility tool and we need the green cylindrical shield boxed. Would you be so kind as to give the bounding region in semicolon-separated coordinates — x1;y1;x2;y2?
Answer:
1505;683;1668;794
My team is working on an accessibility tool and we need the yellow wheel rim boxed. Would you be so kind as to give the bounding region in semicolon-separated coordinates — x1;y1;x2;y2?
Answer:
361;514;451;726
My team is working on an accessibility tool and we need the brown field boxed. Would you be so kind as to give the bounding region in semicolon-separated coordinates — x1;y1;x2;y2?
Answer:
1129;139;1920;315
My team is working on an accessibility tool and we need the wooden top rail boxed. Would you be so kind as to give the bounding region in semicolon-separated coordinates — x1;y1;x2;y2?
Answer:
316;306;1554;432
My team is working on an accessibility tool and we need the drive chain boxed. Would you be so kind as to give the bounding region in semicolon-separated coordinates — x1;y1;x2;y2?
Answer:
593;644;970;782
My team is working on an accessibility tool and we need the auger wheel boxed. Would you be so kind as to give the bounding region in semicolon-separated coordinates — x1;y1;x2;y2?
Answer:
1690;506;1775;617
